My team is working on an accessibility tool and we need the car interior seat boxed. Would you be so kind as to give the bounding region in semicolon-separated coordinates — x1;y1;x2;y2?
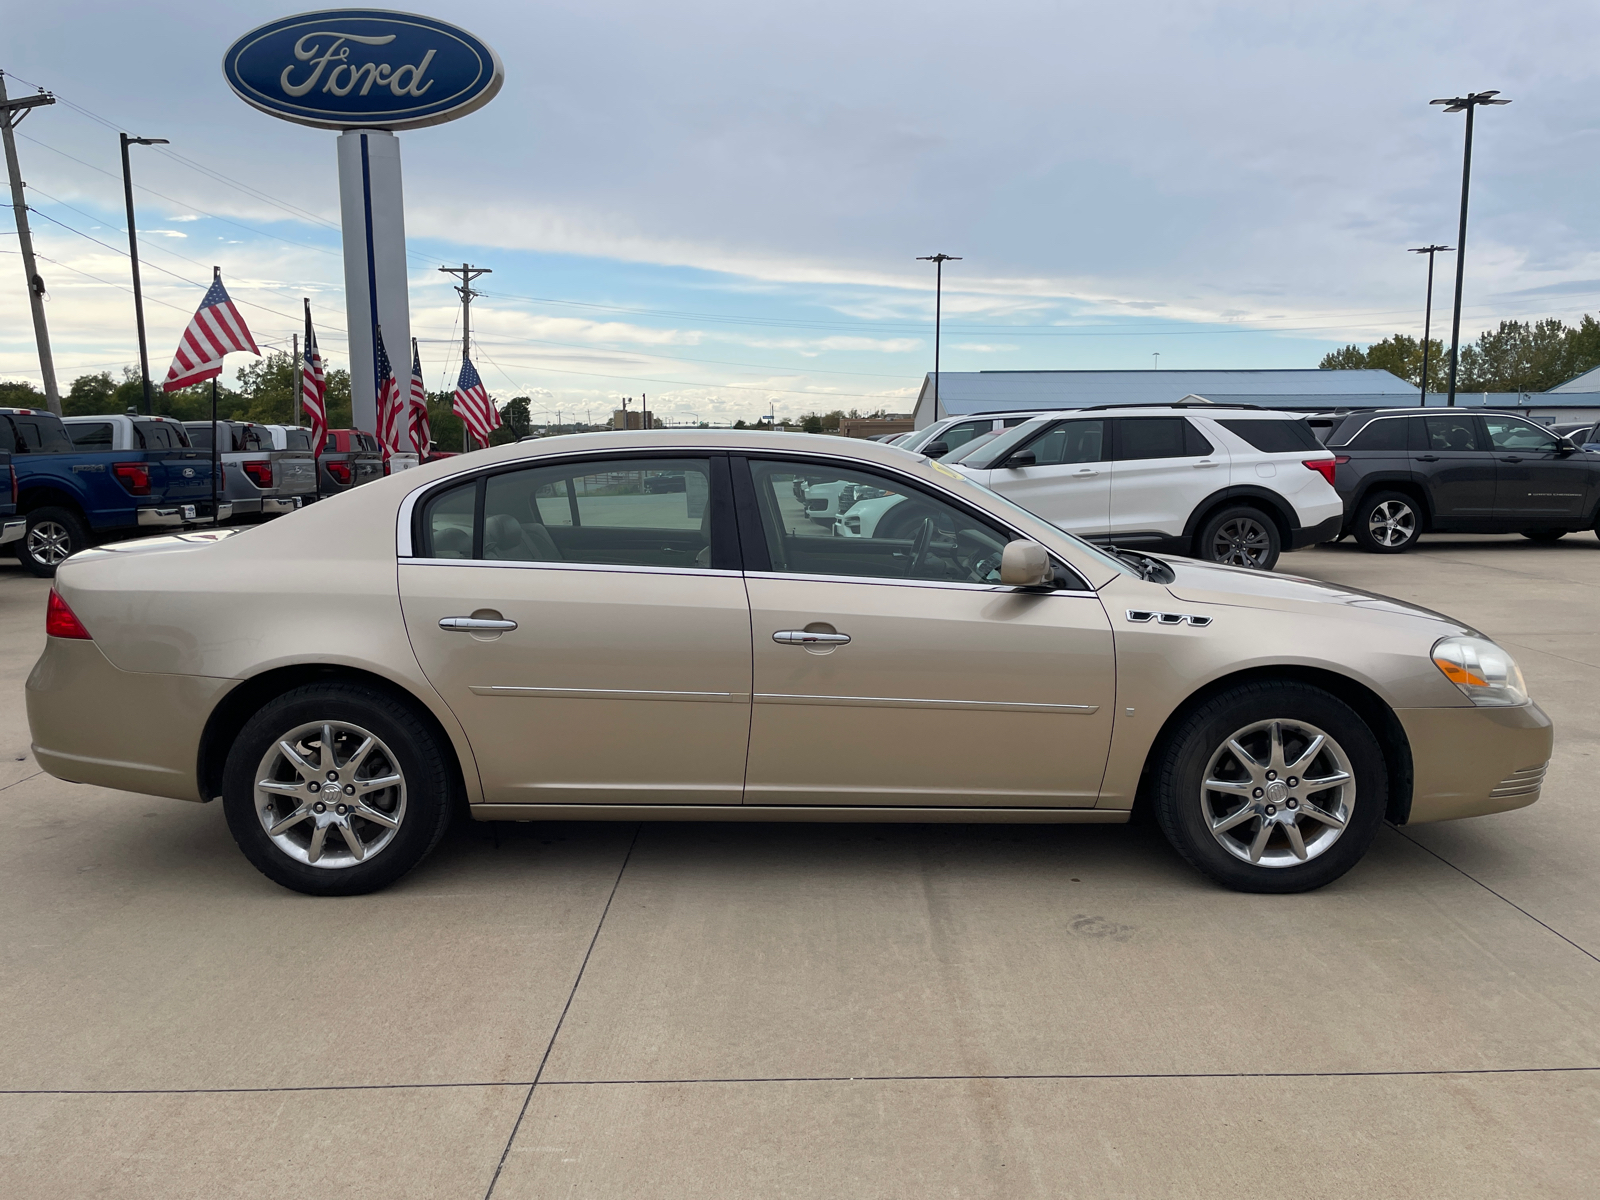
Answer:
485;512;561;561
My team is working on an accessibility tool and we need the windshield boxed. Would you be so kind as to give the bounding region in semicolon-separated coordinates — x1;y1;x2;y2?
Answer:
956;417;1055;471
940;429;1004;464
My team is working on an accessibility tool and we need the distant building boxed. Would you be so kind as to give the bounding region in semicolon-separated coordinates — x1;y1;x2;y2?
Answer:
838;415;913;439
911;368;1600;427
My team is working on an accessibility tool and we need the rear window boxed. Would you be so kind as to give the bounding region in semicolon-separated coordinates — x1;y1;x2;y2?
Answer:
238;424;267;452
1217;418;1322;454
1346;417;1413;452
185;423;215;449
10;415;72;453
359;433;379;452
284;428;313;451
134;420;186;449
68;422;115;449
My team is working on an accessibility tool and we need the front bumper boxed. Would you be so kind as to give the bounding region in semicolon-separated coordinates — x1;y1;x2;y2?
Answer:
1289;513;1344;550
136;502;233;528
0;517;23;546
1397;701;1554;823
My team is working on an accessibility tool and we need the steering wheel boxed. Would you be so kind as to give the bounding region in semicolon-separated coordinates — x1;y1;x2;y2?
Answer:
907;516;934;576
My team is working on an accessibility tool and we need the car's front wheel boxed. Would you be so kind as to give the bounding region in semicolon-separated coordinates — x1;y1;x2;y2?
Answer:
16;506;88;578
1196;506;1281;571
1152;681;1387;893
222;682;455;895
1352;491;1422;554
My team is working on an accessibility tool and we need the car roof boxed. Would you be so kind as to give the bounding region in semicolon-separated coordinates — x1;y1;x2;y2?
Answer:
1008;405;1306;424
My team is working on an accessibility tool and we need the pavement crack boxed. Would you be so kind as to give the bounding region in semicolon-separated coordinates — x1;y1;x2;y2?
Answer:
482;822;642;1200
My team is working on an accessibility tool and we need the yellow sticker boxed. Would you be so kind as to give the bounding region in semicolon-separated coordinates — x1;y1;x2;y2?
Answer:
928;460;963;480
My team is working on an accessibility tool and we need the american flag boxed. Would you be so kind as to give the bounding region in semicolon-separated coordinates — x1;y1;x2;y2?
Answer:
408;339;431;456
374;325;405;456
452;355;501;445
163;268;259;391
301;301;327;454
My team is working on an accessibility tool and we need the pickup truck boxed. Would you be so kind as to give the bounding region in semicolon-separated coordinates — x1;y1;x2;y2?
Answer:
4;408;230;577
183;420;318;519
261;424;354;500
322;429;388;488
0;451;22;548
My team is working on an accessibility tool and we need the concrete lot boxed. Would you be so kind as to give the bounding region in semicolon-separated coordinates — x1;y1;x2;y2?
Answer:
1;534;1597;1198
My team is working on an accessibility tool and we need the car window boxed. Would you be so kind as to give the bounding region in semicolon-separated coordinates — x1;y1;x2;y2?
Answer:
1116;417;1204;460
238;425;266;452
285;429;313;451
1424;415;1479;452
134;420;182;449
937;420;991;453
422;458;717;569
69;422;115;449
1023;419;1107;466
0;418;13;453
1346;417;1411;452
748;458;1013;585
13;416;71;453
953;419;1053;470
185;423;214;449
1483;415;1561;453
1217;418;1322;453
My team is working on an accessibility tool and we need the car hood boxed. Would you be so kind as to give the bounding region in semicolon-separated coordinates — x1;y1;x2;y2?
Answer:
1158;555;1476;633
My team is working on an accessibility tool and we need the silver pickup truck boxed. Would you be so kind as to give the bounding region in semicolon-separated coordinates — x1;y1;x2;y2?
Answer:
183;420;317;518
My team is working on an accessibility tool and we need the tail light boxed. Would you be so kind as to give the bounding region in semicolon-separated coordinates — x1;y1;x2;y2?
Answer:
45;589;92;640
111;462;151;495
241;459;273;488
1302;458;1338;486
326;461;353;485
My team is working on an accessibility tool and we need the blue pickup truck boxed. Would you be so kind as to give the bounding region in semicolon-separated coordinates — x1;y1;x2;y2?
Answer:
0;450;22;550
0;408;231;577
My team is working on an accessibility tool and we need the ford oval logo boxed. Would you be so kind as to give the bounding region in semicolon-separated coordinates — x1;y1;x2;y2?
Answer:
222;9;503;131
182;467;196;478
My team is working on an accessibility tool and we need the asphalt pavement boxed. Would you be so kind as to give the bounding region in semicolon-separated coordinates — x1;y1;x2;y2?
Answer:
1;533;1596;1198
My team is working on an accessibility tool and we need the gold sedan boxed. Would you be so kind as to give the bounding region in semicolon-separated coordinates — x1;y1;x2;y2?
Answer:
26;432;1552;895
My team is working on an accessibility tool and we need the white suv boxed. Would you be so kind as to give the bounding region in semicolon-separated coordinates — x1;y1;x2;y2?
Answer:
947;405;1342;570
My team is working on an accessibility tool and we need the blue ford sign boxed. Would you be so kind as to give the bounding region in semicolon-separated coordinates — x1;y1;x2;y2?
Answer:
223;9;503;130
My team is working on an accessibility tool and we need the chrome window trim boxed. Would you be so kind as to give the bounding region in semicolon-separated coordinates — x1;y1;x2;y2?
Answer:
400;557;737;580
746;568;1097;597
1328;413;1413;450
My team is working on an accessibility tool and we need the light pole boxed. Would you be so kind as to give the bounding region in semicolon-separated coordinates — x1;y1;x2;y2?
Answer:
1407;244;1452;405
120;133;168;415
1430;90;1509;407
917;253;961;421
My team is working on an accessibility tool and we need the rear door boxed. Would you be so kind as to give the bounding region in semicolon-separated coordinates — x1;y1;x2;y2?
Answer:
1107;417;1227;537
1482;414;1593;524
977;418;1112;535
1416;414;1496;528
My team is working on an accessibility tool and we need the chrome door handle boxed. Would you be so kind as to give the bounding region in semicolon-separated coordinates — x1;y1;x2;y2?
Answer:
439;616;519;632
1193;460;1220;468
1074;467;1098;476
773;630;851;646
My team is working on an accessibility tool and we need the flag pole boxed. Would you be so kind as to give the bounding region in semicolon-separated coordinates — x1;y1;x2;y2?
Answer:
210;376;219;521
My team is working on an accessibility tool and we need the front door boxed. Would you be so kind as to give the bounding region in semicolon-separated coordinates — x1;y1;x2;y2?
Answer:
1482;414;1593;524
399;454;752;806
737;456;1116;808
980;418;1112;536
1107;416;1228;538
1416;414;1497;527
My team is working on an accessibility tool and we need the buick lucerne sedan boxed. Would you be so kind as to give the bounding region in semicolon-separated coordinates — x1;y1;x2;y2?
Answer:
26;432;1552;896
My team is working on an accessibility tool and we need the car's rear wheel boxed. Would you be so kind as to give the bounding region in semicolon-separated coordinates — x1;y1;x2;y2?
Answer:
1521;529;1567;543
1196;506;1281;571
1352;491;1421;554
222;683;454;896
16;506;88;578
1152;681;1387;893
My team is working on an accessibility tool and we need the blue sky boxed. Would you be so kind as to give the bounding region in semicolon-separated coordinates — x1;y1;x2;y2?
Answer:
5;0;1598;424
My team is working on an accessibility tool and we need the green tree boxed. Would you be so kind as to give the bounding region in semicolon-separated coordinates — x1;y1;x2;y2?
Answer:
1321;312;1600;394
0;380;46;408
800;413;824;434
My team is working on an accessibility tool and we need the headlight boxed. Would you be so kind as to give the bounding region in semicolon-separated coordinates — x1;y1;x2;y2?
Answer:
1431;636;1528;707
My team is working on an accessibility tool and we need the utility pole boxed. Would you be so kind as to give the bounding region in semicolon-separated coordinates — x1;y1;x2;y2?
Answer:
1431;91;1510;407
120;132;168;415
916;253;961;423
642;392;649;431
0;71;61;415
1152;352;1160;370
439;262;491;446
1408;245;1452;405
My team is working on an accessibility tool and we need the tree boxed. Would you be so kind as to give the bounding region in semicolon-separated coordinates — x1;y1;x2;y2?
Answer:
0;380;46;408
800;413;824;434
1321;312;1600;394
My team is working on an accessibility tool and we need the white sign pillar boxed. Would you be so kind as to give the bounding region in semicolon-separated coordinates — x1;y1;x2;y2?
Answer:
337;129;411;435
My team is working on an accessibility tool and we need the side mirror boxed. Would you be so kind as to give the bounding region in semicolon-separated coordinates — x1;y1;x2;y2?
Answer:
1556;438;1577;456
1002;450;1036;468
1000;540;1052;588
923;440;949;458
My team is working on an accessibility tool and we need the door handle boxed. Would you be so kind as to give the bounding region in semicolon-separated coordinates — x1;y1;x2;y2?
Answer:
1073;467;1098;476
1415;454;1439;462
773;630;851;646
439;616;519;632
1499;456;1522;463
1192;460;1219;468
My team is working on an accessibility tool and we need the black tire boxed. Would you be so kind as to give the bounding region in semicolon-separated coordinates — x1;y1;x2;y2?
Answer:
1351;490;1422;554
1152;681;1387;893
1195;506;1281;571
1520;529;1567;543
222;682;455;896
16;506;89;578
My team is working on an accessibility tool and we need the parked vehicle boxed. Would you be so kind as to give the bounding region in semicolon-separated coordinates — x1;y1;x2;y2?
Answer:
0;450;22;548
29;432;1549;898
322;429;387;488
900;412;1038;459
951;405;1342;571
5;408;228;577
1324;409;1600;553
184;420;317;518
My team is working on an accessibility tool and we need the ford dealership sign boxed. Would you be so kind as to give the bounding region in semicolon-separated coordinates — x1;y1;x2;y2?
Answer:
223;10;503;130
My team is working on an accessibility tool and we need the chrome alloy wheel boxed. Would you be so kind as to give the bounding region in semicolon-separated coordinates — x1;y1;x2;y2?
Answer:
1210;517;1272;567
254;721;406;869
25;520;73;567
1200;719;1355;867
1366;500;1417;548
